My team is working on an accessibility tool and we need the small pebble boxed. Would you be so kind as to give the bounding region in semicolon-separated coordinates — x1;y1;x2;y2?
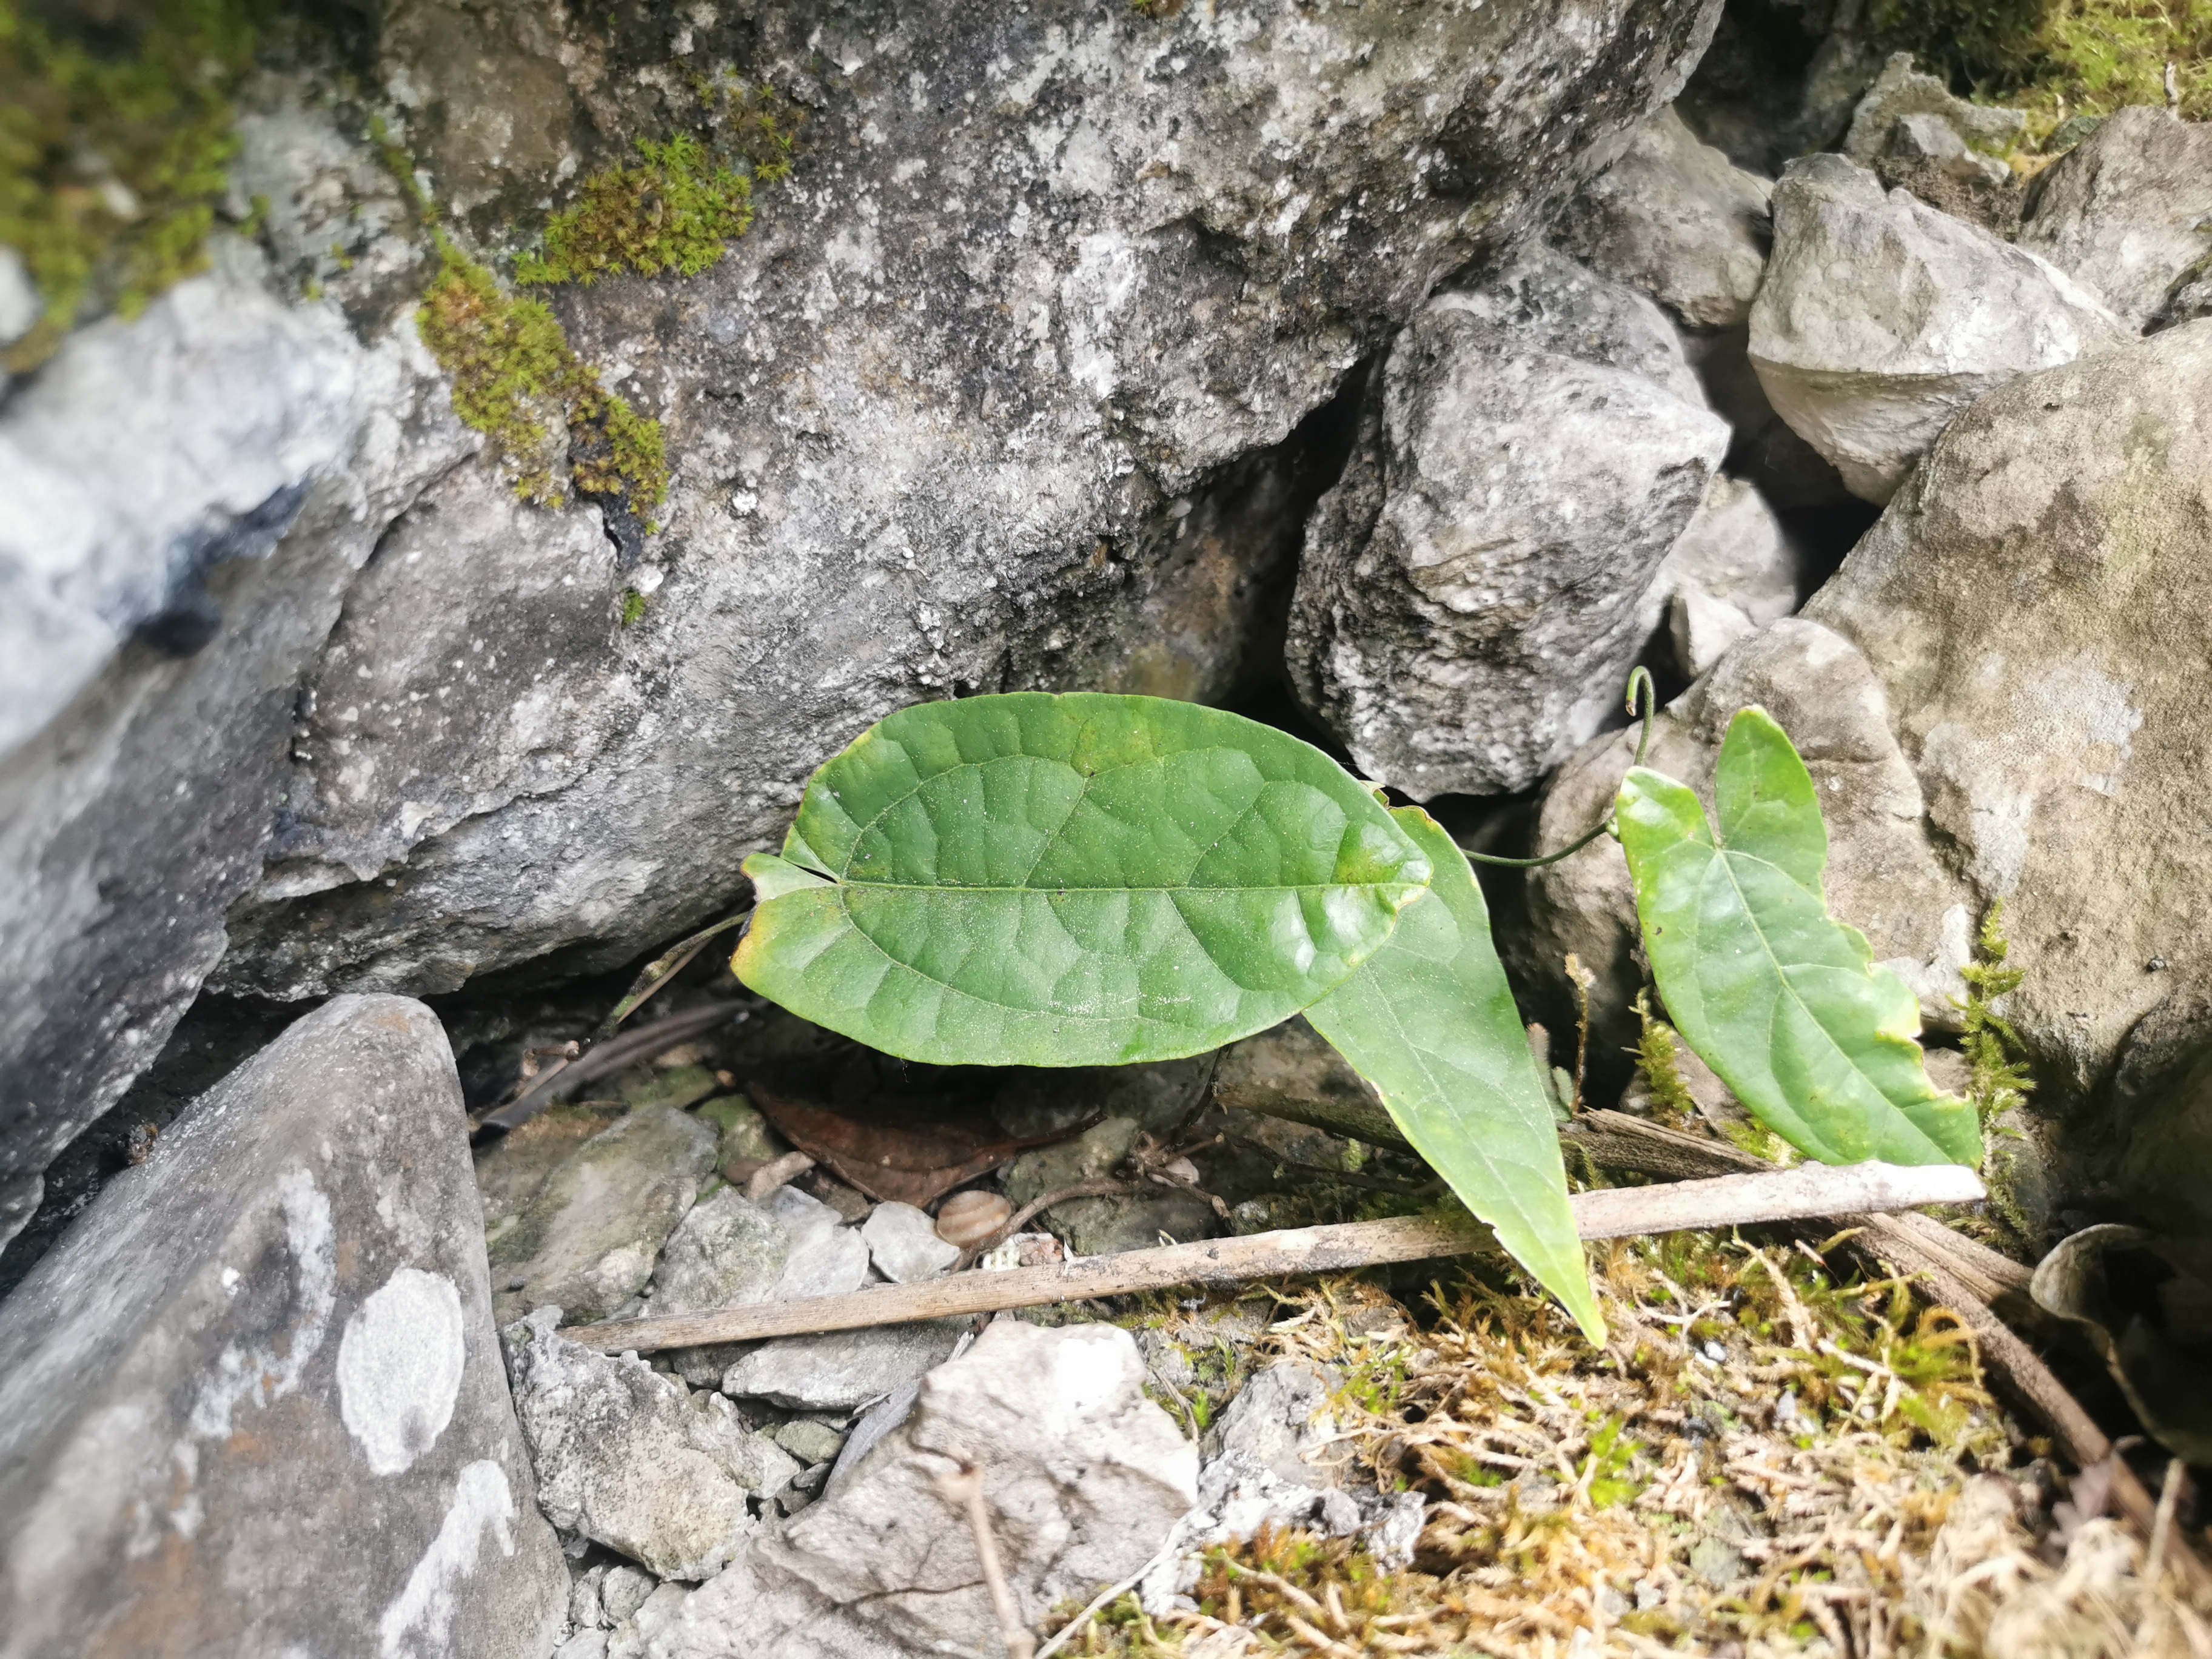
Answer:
935;1189;1013;1248
1701;1339;1728;1362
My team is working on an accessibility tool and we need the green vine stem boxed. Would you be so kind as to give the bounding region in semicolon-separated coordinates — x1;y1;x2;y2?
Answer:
1463;666;1656;868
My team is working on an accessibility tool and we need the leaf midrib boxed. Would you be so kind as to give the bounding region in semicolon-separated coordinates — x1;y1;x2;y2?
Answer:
1695;841;1940;1163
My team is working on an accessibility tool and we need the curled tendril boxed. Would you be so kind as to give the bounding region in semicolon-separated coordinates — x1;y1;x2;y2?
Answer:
1462;666;1656;870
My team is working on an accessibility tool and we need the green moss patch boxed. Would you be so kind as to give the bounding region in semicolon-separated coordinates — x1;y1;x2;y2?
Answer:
416;238;667;518
0;0;263;370
516;81;797;288
1868;0;2212;140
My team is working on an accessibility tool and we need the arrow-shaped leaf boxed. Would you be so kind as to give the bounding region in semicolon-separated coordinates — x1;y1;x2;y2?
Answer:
1305;808;1604;1341
733;694;1433;1066
1617;708;1980;1169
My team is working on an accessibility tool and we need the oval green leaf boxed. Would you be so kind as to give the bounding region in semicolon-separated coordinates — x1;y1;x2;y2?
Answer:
1305;808;1604;1342
1617;708;1980;1169
732;693;1433;1066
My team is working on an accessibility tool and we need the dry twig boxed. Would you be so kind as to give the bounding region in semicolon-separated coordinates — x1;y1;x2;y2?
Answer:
930;1454;1035;1659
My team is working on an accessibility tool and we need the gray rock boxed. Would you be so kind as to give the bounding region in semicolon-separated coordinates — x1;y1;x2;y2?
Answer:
0;995;566;1659
503;1309;759;1581
475;1104;625;1241
1505;618;1976;1072
720;1319;971;1413
1657;474;1800;679
1874;112;2020;236
771;1419;848;1468
0;239;473;1253
1803;320;2212;1235
201;0;1723;1016
858;1201;959;1284
1288;251;1730;797
651;1188;789;1318
694;1098;788;1170
608;1581;691;1659
2020;106;2212;332
489;1105;719;1327
1841;52;2025;167
762;1186;873;1302
1002;1116;1141;1206
1749;153;2129;503
2153;252;2212;335
1555;106;1774;329
1205;1361;1343;1489
662;1319;1196;1658
600;1565;657;1626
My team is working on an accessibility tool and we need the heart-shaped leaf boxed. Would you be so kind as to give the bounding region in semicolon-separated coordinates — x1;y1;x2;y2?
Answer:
1305;808;1604;1341
733;694;1433;1066
1617;708;1980;1169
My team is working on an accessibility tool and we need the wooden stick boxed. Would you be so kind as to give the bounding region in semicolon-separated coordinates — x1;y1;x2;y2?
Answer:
566;1161;1981;1353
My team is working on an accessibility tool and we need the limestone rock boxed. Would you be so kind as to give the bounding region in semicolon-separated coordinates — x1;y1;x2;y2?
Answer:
721;1320;973;1413
661;1319;1196;1658
1749;153;2129;502
2020;106;2212;332
1288;251;1731;797
1657;474;1800;679
1555;106;1774;329
1205;1361;1343;1489
474;1104;624;1242
0;995;566;1659
1874;113;2020;236
1504;618;1976;1076
650;1188;789;1318
489;1105;719;1326
199;0;1723;1022
1803;321;2212;1234
0;238;474;1253
503;1309;762;1581
1841;53;2025;168
858;1201;959;1284
762;1185;873;1302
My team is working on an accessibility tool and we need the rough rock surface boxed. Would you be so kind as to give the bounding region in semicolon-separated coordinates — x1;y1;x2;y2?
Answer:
721;1320;973;1413
660;1318;1197;1658
0;245;474;1252
1206;1360;1344;1488
2020;106;2212;332
762;1185;873;1301
1840;53;2025;168
489;1105;719;1326
1874;113;2020;236
1803;321;2212;1233
199;0;1722;1016
504;1309;782;1581
1505;617;1975;1075
1657;474;1800;678
859;1201;959;1284
0;996;566;1658
1554;106;1773;329
1749;153;2128;504
649;1187;790;1318
1289;250;1730;797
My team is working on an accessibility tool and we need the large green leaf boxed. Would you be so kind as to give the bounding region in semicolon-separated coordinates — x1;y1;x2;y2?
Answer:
1305;808;1604;1342
1617;708;1980;1168
732;693;1433;1066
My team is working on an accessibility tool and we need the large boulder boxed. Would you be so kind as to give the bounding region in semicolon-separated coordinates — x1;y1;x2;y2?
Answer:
0;0;1726;1240
1749;153;2129;503
1504;617;1976;1079
2020;106;2212;333
1804;321;2212;1236
1287;250;1730;797
0;995;566;1658
659;1318;1196;1658
0;246;473;1251
209;0;1722;1000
